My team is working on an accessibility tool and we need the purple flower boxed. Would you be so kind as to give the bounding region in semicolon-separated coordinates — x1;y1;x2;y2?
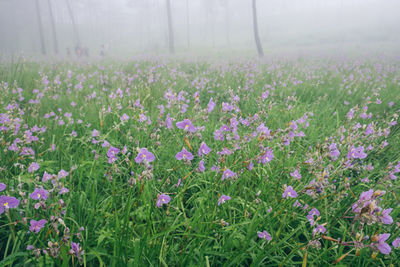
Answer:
156;194;171;207
392;237;400;248
176;119;196;133
260;149;274;164
218;195;231;205
381;208;393;224
59;187;69;194
120;113;129;121
282;186;298;199
290;169;302;180
257;123;270;136
30;188;49;200
313;224;327;235
308;208;320;217
0;183;6;192
257;230;272;241
28;162;40;173
365;124;374;135
107;146;120;163
138;113;147;122
92;129;100;137
222;169;236;180
377;233;391;254
58;169;69;179
29;219;47;234
222;102;233;112
247;161;254;171
0;196;20;214
198;142;211;157
198;160;205;172
70;242;83;258
175;148;194;161
329;143;340;160
166;113;173;129
42;172;53;182
207;98;215;113
135;148;155;163
347;146;367;159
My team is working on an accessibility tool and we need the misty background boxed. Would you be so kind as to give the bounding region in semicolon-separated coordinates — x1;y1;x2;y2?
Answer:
0;0;399;57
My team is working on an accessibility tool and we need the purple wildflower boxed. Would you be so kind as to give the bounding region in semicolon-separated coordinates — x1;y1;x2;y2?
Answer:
175;148;194;161
28;162;40;173
198;160;205;172
176;119;196;133
257;123;270;136
365;124;374;135
30;188;49;200
0;196;20;214
222;169;236;180
309;208;320;217
70;242;83;258
257;230;272;241
282;186;298;199
107;146;120;163
58;169;69;179
381;208;393;224
156;194;171;207
392;237;400;248
377;234;391;254
29;219;47;234
92;129;99;137
120;113;129;121
218;195;231;205
329;143;340;160
207;98;215;113
347;146;367;160
198;142;211;157
59;187;69;194
166;113;172;129
260;149;274;164
42;172;53;182
313;224;327;235
0;183;6;192
290;169;302;180
135;148;155;163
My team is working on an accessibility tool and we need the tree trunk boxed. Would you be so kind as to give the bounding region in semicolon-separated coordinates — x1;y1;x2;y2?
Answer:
65;0;80;45
166;0;174;54
252;0;264;57
34;0;46;55
47;0;58;54
186;0;190;49
225;2;230;47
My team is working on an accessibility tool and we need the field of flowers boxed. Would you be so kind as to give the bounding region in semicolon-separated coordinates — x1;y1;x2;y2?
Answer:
0;56;399;266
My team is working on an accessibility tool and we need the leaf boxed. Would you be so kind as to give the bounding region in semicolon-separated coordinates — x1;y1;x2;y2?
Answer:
0;252;29;267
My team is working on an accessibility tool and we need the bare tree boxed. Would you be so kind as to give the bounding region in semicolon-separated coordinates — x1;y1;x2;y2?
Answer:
252;0;264;57
47;0;58;54
220;0;230;47
186;0;190;49
34;0;46;55
166;0;174;54
65;0;81;45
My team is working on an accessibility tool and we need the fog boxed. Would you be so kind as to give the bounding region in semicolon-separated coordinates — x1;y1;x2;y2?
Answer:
0;0;399;58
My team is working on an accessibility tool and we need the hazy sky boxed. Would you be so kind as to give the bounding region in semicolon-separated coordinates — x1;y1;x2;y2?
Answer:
0;0;399;57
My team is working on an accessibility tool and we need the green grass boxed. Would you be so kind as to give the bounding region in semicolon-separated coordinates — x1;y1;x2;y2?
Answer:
0;56;399;266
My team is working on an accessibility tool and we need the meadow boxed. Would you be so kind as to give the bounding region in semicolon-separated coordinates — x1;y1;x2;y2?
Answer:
0;56;399;266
